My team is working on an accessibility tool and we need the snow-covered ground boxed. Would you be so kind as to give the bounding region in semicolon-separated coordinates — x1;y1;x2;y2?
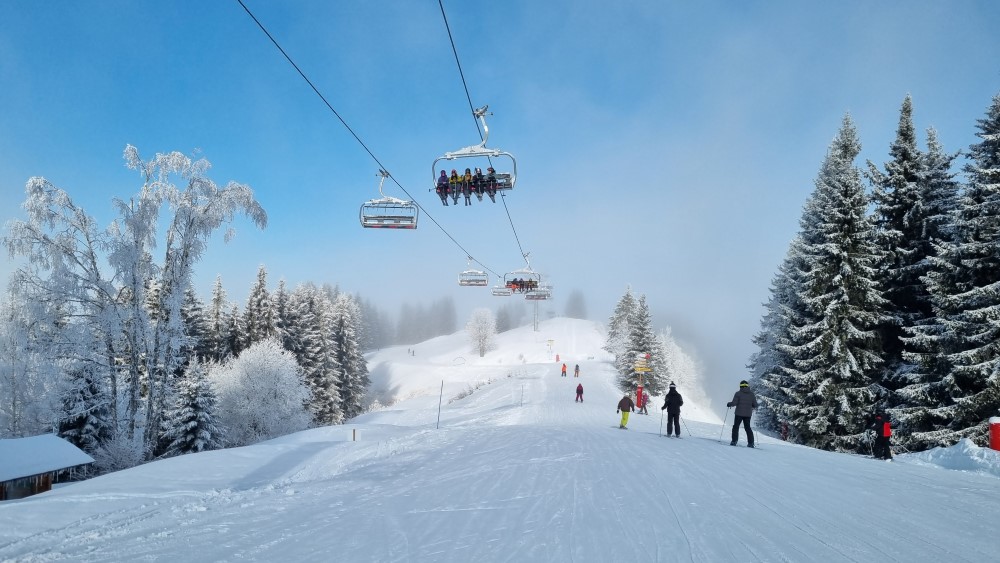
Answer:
1;318;998;562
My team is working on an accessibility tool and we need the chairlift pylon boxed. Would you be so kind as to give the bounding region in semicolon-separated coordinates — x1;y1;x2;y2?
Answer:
360;170;418;229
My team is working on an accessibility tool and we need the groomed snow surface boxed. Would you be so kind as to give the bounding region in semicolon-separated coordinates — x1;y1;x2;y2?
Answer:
1;318;998;562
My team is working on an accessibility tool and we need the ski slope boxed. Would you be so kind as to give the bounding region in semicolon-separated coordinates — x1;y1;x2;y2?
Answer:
0;318;997;562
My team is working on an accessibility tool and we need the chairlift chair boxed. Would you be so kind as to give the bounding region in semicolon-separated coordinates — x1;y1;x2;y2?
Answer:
458;270;489;287
431;106;517;194
503;267;541;294
360;170;418;229
525;284;553;301
491;285;514;297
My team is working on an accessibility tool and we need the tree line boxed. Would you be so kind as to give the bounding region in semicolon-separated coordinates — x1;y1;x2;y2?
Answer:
0;147;368;473
750;93;1000;453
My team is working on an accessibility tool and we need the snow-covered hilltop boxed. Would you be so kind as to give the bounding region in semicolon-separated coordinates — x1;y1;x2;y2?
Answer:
0;318;997;562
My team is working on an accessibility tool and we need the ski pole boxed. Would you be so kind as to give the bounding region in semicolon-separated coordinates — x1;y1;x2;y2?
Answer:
719;407;731;442
659;409;664;437
681;414;692;437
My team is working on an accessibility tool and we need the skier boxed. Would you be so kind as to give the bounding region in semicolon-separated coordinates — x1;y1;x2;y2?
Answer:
870;411;893;460
636;389;648;415
661;382;684;437
617;394;635;429
727;380;758;447
561;363;567;377
436;170;450;206
575;383;584;402
574;364;580;377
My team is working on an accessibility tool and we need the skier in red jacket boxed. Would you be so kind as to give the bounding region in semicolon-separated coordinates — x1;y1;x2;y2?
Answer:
871;412;893;460
575;383;584;402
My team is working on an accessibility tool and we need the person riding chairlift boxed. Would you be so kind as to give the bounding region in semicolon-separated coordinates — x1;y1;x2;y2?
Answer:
436;170;450;206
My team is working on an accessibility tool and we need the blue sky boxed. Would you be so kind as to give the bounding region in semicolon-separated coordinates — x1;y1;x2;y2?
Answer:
2;1;999;404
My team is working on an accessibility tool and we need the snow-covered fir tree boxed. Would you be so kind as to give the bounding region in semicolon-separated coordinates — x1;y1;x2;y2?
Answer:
226;303;244;359
619;294;665;396
181;285;210;363
161;359;224;457
243;265;276;348
56;363;112;457
903;93;1000;447
330;293;369;420
893;128;963;449
202;276;233;363
748;248;805;436
866;95;932;385
778;115;886;452
604;287;635;380
272;279;298;353
290;283;342;426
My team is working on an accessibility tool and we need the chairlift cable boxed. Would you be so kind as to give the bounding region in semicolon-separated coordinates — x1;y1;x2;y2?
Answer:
235;0;502;280
437;0;531;269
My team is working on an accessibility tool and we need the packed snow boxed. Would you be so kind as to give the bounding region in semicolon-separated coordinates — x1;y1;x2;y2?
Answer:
1;318;998;562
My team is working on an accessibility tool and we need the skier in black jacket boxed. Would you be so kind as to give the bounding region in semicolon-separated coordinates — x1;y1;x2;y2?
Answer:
661;382;684;437
727;380;758;447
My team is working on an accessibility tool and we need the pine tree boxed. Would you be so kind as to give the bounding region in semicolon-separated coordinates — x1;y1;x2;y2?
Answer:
203;275;233;363
290;283;342;426
748;249;803;435
272;279;298;353
893;128;963;449
331;293;370;420
227;303;244;358
181;285;209;363
161;360;223;456
621;295;664;396
243;265;276;347
781;115;886;451
867;95;931;385
906;93;1000;447
57;364;112;456
605;287;635;379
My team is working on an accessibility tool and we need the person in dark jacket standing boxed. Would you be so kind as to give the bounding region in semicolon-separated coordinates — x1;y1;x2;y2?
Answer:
727;380;758;447
871;412;893;460
661;382;684;437
617;394;635;429
575;383;584;403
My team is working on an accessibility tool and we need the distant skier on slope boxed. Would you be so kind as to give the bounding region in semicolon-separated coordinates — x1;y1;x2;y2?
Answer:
727;380;758;447
574;364;580;377
661;382;684;437
576;383;584;402
561;363;567;377
617;394;635;429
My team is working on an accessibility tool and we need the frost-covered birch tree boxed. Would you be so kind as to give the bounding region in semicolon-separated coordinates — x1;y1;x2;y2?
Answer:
2;145;266;463
466;308;497;358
